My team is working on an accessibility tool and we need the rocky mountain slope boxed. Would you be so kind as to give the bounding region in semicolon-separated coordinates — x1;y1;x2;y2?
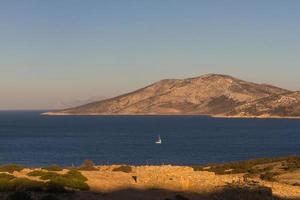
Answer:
224;91;300;118
44;74;300;117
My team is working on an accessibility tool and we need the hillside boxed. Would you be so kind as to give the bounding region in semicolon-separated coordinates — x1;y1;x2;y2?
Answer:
44;74;295;117
2;156;300;200
224;91;300;118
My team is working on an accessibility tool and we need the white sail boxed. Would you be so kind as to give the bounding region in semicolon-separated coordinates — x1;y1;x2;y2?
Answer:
156;135;162;144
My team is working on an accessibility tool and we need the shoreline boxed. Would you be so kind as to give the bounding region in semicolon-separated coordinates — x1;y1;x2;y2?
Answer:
42;112;300;119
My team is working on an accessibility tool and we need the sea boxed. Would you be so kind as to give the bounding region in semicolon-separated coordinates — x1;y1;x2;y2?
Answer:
0;111;299;167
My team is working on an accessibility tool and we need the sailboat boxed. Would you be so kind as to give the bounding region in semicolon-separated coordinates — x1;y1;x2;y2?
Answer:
155;135;162;144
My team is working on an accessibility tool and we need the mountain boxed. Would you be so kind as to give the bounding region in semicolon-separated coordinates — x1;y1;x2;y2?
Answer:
223;91;300;118
44;74;298;117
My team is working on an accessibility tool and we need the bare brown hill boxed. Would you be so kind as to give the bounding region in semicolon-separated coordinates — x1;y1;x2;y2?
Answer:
45;74;297;117
224;91;300;118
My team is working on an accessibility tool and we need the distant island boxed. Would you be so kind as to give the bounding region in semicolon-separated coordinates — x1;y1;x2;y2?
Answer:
44;74;300;118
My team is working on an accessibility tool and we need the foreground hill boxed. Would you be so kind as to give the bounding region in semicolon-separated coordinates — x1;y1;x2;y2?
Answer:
45;74;298;117
1;156;300;200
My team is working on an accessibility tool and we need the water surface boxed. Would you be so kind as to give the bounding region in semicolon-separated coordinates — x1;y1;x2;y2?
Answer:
0;111;299;166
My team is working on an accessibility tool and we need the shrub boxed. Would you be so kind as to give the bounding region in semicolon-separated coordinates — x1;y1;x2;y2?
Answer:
10;178;44;192
190;166;205;171
0;174;44;192
0;168;89;192
192;155;300;175
260;172;279;182
0;173;15;180
78;160;97;171
244;166;275;178
112;165;132;173
0;178;12;191
65;169;88;182
282;157;300;171
27;170;59;180
42;165;63;171
45;169;88;191
247;168;264;174
0;173;15;191
28;169;89;191
0;177;44;192
0;164;24;173
48;177;89;191
45;181;66;193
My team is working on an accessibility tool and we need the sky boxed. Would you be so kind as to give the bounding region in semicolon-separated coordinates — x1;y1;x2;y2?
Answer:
0;0;300;109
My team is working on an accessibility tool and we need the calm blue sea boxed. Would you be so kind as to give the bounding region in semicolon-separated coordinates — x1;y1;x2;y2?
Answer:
0;111;299;167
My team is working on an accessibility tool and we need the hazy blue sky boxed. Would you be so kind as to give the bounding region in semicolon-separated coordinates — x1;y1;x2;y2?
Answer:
0;0;300;109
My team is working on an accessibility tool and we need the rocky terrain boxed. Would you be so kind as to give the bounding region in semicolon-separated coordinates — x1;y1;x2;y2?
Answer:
224;91;300;118
44;74;300;118
1;156;300;200
81;164;300;199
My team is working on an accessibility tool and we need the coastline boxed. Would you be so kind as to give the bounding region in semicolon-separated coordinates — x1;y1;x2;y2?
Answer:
42;112;300;119
41;112;211;117
212;115;300;119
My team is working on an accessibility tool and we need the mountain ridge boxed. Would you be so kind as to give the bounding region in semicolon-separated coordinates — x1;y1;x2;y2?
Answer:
44;74;300;118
